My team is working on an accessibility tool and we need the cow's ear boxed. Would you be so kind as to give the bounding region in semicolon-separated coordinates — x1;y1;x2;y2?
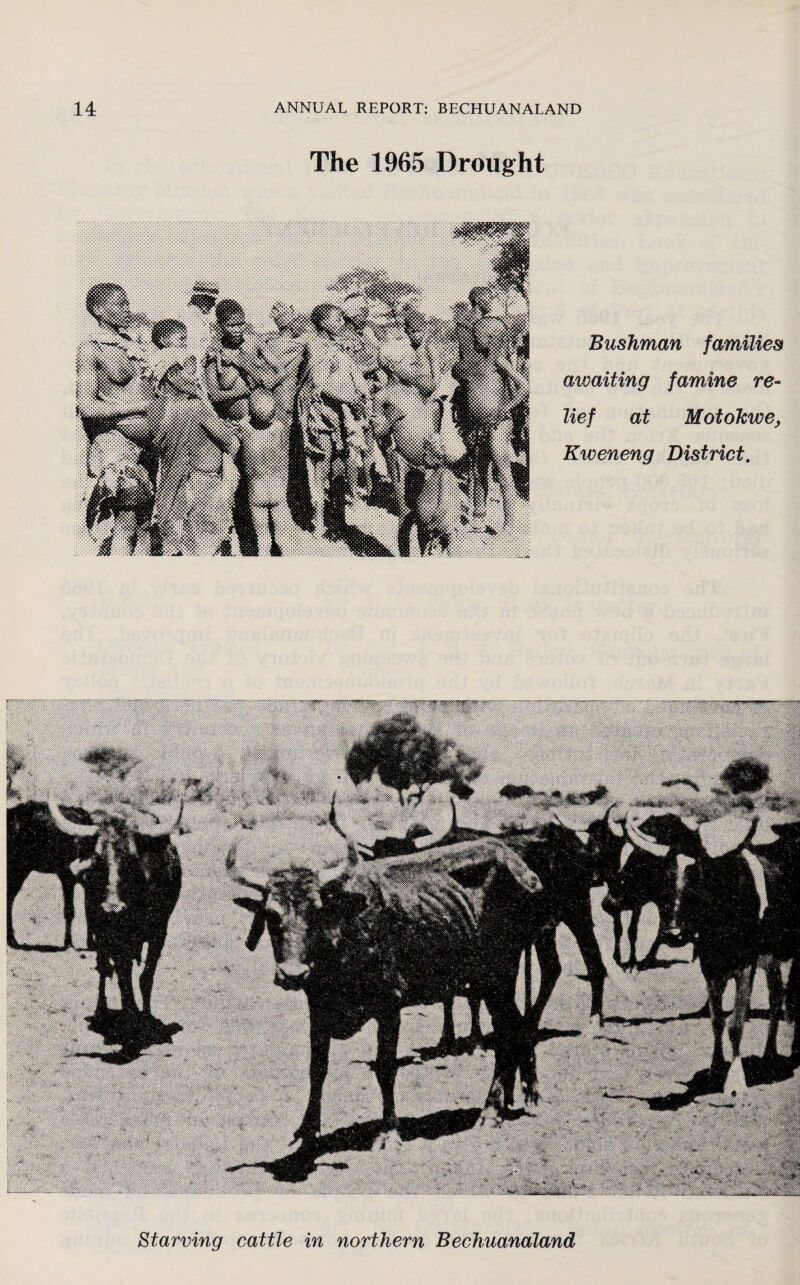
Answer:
233;895;263;914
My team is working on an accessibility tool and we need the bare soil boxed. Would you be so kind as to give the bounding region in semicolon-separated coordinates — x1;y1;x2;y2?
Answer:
7;827;798;1194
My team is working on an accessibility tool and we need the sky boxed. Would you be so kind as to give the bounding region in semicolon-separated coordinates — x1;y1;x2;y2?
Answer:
8;700;799;802
76;221;524;331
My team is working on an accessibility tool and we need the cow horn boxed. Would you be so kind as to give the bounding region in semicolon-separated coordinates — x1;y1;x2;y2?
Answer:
328;790;376;851
605;805;624;838
624;815;670;857
318;839;363;886
225;841;269;892
554;811;584;832
133;800;183;837
412;797;457;850
70;856;94;877
329;790;347;839
48;799;98;838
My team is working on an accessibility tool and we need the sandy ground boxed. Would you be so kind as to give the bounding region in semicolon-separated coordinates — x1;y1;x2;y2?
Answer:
7;826;798;1195
75;441;530;559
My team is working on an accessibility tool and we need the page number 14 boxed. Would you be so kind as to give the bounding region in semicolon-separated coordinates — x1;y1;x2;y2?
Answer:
74;101;96;116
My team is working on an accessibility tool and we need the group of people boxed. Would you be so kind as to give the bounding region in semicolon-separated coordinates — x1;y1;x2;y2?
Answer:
76;278;529;556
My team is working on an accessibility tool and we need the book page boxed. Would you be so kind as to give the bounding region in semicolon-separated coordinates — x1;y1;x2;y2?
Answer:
1;3;796;1285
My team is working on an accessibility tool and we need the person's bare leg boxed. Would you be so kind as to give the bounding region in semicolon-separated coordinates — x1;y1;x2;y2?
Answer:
270;501;306;556
250;505;273;556
110;509;138;556
491;420;518;531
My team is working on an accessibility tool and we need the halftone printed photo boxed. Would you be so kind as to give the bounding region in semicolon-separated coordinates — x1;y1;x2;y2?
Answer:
75;222;529;560
7;699;798;1194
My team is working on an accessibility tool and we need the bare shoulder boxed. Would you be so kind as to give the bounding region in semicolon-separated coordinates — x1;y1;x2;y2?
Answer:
76;338;100;366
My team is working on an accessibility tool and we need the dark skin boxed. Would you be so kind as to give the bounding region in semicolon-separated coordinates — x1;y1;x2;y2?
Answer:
206;313;297;419
77;286;154;554
77;288;152;443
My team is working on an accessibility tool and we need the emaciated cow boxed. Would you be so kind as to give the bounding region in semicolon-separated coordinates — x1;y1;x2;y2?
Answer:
7;799;96;949
226;823;545;1152
47;800;183;1046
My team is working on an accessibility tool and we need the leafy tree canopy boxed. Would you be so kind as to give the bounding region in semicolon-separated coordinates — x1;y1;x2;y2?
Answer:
720;756;770;795
328;267;421;318
345;712;483;805
81;745;141;780
453;221;529;303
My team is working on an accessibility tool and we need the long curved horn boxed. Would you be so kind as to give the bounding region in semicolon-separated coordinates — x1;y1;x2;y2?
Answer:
48;800;98;839
554;810;586;832
605;804;624;838
327;790;376;851
318;840;363;886
624;815;670;857
225;841;268;892
133;800;183;837
412;797;457;850
329;790;347;839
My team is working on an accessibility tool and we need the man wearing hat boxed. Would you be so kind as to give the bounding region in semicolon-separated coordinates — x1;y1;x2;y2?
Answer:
183;279;219;374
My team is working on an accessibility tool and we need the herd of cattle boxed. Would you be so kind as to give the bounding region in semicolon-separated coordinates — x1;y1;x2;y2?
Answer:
7;787;799;1158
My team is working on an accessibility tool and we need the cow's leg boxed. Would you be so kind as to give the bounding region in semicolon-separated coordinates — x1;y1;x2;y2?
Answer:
139;929;167;1017
518;991;539;1115
89;953;111;1030
479;990;519;1127
466;995;483;1051
115;956;141;1048
373;1007;402;1151
7;867;25;947
436;999;457;1054
564;900;606;1031
528;925;561;1031
786;959;799;1062
57;871;75;950
292;1010;330;1148
611;909;624;967
626;906;642;970
724;964;755;1100
706;973;727;1082
762;957;784;1065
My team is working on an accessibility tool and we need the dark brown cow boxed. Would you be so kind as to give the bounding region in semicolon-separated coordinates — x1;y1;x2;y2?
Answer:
48;801;183;1047
227;826;545;1153
7;800;95;949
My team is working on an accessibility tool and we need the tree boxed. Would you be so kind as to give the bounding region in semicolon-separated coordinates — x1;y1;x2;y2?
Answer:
81;745;141;780
453;222;529;303
345;712;483;805
720;757;770;795
327;267;421;319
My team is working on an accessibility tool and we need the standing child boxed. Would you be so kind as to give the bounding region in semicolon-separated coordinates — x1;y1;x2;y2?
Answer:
148;320;241;556
238;390;306;556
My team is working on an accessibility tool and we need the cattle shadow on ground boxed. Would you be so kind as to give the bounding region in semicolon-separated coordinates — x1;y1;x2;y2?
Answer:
604;1053;797;1112
7;941;68;953
395;1026;581;1067
69;1010;182;1064
603;1008;710;1029
606;1004;771;1029
228;1106;485;1183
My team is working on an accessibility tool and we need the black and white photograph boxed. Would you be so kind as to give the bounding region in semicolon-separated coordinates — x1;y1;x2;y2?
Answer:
7;700;798;1195
76;222;529;559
